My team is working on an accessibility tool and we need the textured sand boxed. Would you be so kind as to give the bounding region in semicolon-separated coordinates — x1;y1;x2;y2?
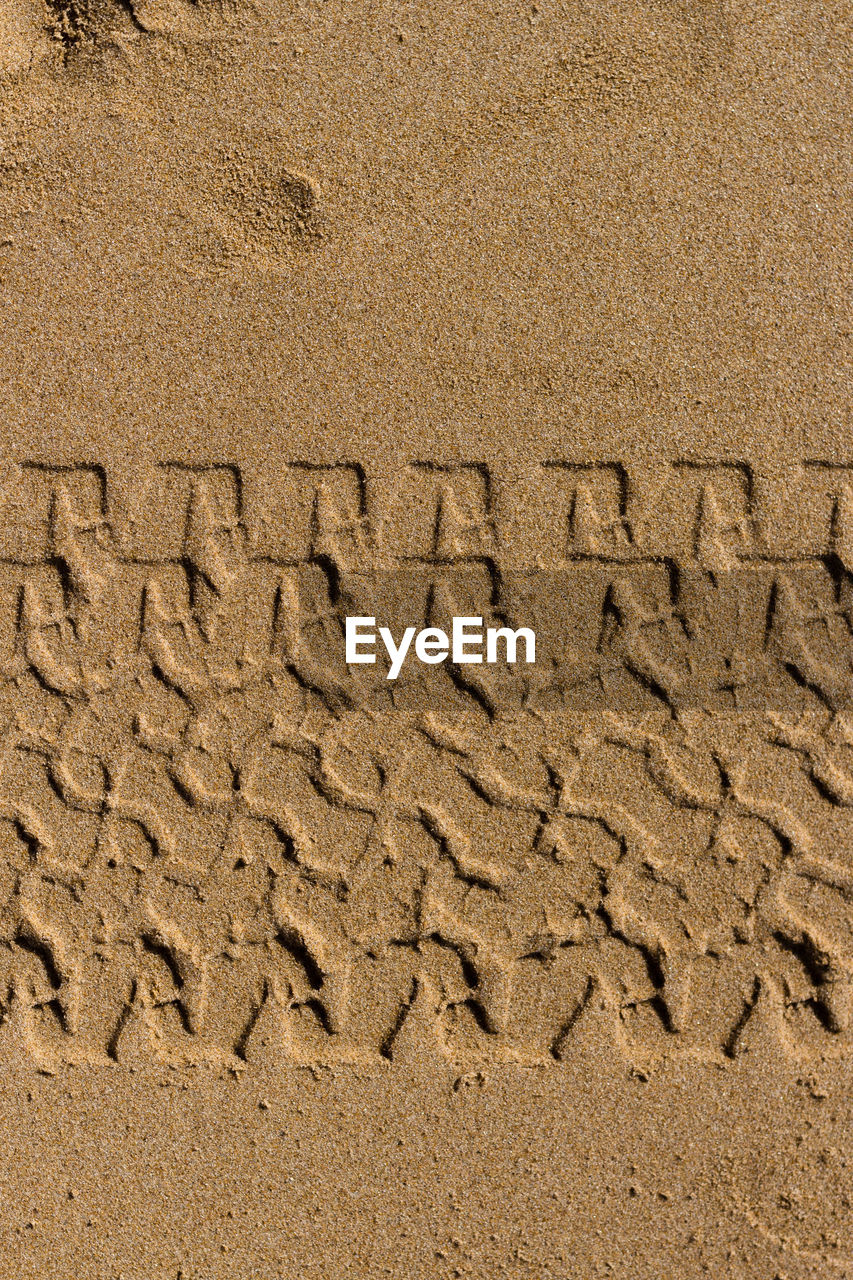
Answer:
0;2;851;1277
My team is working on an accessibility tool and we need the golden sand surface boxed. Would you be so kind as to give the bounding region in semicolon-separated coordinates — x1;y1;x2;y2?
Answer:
0;2;851;1276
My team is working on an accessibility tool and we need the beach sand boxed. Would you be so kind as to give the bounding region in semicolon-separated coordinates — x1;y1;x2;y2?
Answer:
0;3;850;1276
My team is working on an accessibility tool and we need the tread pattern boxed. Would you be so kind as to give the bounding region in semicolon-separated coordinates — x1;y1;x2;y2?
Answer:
0;458;851;1069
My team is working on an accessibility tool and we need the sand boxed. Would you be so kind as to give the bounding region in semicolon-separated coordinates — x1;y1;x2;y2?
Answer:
0;2;851;1277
